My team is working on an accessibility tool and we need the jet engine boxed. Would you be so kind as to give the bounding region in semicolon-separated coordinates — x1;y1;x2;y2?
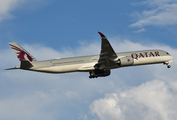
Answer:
117;56;134;66
89;69;111;78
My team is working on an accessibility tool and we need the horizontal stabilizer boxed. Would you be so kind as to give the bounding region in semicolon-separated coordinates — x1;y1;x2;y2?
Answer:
5;66;20;70
20;60;33;69
5;68;18;70
5;60;33;70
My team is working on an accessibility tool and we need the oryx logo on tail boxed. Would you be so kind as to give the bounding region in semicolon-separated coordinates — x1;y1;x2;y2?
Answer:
9;42;37;62
10;44;33;61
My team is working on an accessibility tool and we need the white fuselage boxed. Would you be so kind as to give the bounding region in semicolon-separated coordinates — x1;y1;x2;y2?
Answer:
24;50;173;73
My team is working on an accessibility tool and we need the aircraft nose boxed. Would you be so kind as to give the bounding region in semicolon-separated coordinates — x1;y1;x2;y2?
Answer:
171;56;174;60
168;55;174;63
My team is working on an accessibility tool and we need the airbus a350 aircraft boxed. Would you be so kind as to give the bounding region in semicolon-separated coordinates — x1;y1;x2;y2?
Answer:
6;32;173;78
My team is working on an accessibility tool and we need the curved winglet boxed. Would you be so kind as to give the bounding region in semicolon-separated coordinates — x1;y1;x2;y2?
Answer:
98;32;106;38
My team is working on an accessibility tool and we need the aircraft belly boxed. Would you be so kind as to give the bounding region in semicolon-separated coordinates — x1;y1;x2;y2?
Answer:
33;64;84;73
63;64;83;72
77;62;96;71
33;66;64;73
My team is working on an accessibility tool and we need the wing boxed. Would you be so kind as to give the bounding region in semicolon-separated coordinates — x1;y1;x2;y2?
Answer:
96;32;118;69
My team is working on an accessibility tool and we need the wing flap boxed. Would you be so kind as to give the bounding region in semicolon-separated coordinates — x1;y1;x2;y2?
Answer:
77;62;96;71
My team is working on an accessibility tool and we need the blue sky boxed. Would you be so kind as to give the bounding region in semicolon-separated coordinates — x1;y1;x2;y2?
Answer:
0;0;177;120
1;0;177;49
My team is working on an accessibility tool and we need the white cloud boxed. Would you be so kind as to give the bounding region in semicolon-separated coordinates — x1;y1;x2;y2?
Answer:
66;90;79;99
78;114;87;120
130;0;177;28
0;0;24;22
133;28;145;33
90;93;123;120
0;0;48;22
90;80;177;120
0;95;50;120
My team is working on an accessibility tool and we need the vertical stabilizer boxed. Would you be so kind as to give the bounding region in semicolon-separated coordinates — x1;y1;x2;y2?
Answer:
9;42;37;62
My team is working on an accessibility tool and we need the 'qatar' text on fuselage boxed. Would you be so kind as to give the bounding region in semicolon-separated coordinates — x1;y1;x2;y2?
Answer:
131;51;160;60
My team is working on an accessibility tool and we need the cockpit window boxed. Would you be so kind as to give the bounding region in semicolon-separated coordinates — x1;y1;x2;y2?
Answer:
166;52;170;55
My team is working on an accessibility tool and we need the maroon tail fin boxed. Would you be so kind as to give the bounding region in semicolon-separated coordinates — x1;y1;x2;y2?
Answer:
9;42;37;62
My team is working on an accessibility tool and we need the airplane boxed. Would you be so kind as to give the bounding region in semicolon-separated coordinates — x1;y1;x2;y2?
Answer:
6;32;174;78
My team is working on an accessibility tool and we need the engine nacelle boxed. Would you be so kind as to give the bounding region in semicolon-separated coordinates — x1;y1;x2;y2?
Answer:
118;56;134;66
